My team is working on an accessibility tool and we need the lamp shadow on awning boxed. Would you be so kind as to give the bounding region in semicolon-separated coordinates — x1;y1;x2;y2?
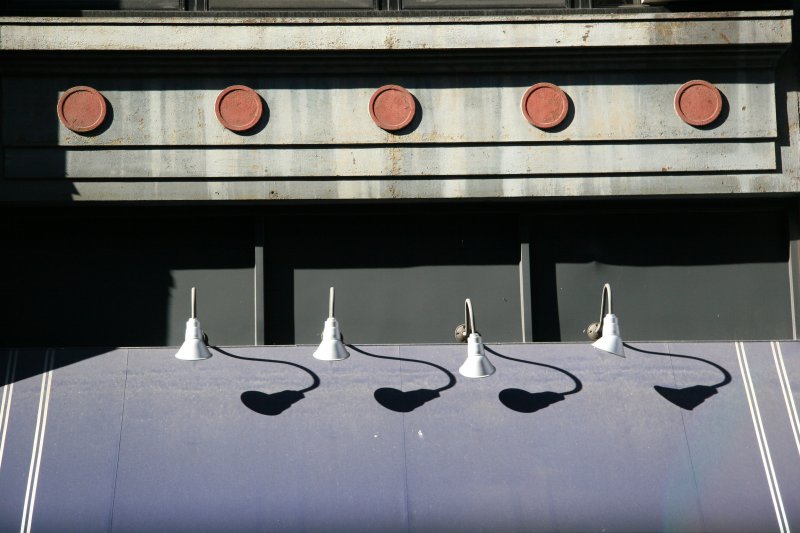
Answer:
653;384;720;411
213;347;320;417
348;345;456;413
484;346;583;414
623;343;732;411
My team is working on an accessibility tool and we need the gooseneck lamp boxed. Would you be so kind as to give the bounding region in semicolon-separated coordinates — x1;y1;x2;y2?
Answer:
458;298;496;378
586;283;624;357
313;287;350;361
175;287;213;361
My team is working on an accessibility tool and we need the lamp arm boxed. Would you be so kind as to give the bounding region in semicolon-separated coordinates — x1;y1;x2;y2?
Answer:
598;283;612;324
586;283;614;341
191;287;197;320
465;298;477;336
328;286;335;319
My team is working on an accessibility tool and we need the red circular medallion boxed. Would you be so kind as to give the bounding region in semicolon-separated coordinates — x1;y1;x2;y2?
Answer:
369;85;416;131
57;86;107;133
674;80;722;127
215;85;263;132
521;83;569;129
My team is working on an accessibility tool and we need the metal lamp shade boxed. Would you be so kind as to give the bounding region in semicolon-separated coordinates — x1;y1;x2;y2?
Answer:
313;317;350;361
592;313;625;357
459;333;496;378
175;318;212;361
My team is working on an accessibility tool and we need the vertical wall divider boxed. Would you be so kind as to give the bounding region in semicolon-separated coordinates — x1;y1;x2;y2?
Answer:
788;202;800;340
254;214;266;345
518;215;533;343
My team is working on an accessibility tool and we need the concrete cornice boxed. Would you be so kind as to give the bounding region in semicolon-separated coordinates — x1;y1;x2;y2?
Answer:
0;10;791;51
0;10;792;24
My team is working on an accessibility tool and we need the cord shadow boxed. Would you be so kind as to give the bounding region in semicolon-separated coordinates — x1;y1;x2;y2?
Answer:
623;343;732;411
484;346;583;414
348;345;455;413
212;347;320;416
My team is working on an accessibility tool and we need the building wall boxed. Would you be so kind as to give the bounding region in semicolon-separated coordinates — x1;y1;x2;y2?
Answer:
0;9;796;201
0;5;798;348
0;201;794;347
1;5;799;532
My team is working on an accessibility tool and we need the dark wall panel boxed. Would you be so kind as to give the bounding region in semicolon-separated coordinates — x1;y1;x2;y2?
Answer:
263;213;522;345
0;202;793;348
3;0;181;9
530;209;792;342
403;0;562;7
0;211;255;348
209;0;373;8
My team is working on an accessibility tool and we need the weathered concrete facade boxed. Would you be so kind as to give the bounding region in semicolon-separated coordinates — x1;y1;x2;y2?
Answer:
1;9;797;201
1;5;799;347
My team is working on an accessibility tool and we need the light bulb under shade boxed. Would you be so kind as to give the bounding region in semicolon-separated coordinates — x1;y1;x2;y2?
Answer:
313;317;350;361
459;333;496;378
175;318;212;361
592;313;625;357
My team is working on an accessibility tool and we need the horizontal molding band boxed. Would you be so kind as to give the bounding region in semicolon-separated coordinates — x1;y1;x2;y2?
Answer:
0;13;791;51
0;10;791;23
4;142;776;178
0;46;789;76
3;78;776;146
0;173;794;202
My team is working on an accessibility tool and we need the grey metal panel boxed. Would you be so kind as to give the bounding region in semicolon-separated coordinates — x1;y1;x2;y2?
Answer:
1;76;777;147
400;343;703;531
210;0;373;8
4;142;777;179
264;214;522;344
111;346;409;532
403;0;564;7
4;172;800;203
0;13;791;51
28;349;127;533
531;210;792;342
664;342;796;531
168;265;255;348
551;263;792;341
292;267;521;344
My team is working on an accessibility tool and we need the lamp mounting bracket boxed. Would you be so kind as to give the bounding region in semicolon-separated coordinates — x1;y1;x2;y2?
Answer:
455;324;481;343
